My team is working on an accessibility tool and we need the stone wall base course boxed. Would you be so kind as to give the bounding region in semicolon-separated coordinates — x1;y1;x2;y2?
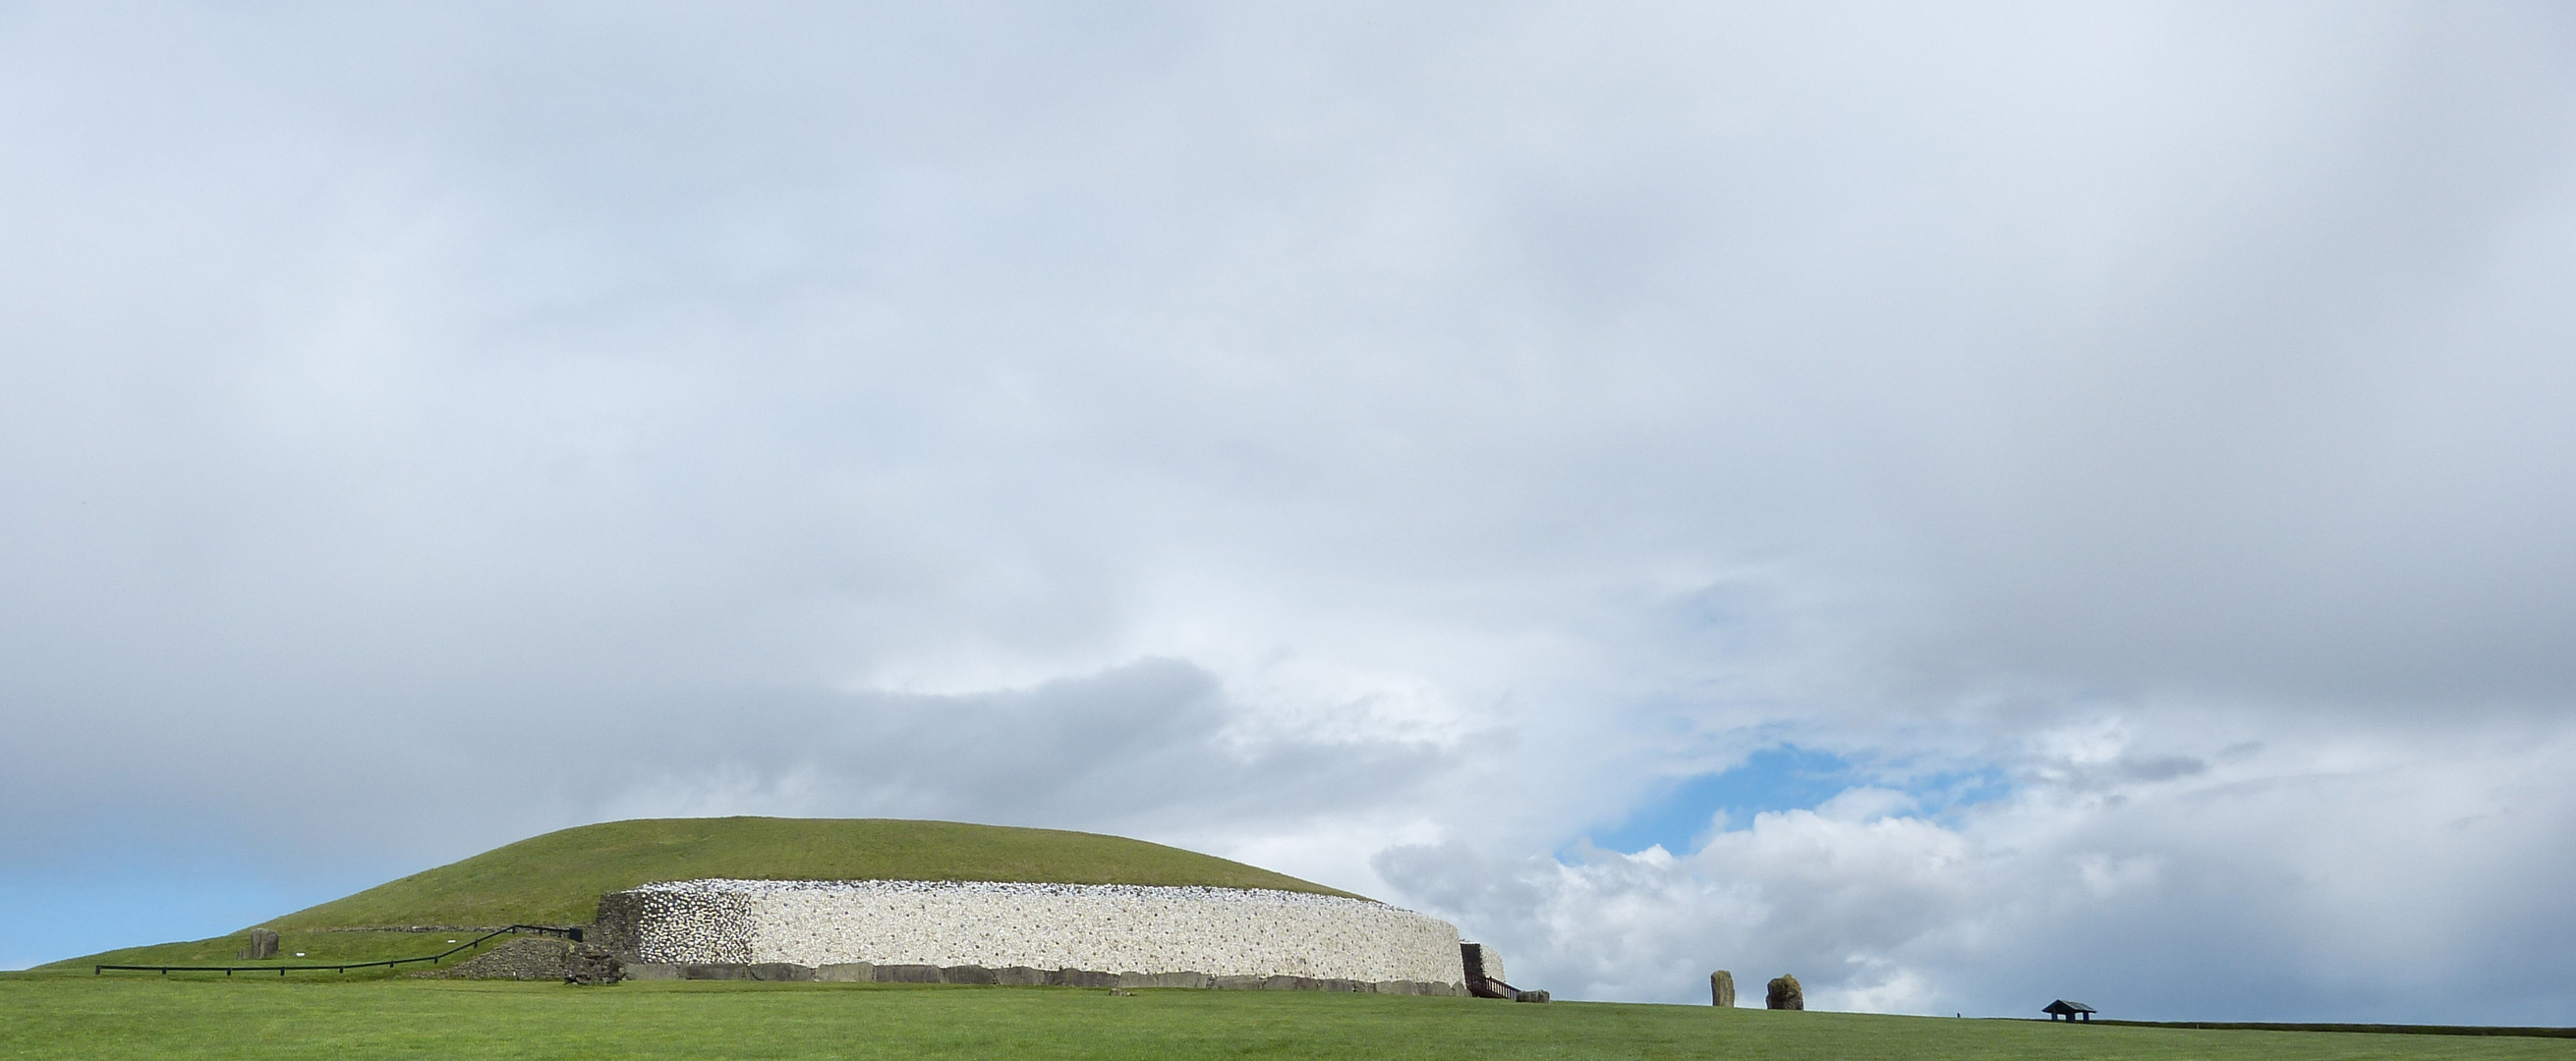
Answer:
627;959;1461;995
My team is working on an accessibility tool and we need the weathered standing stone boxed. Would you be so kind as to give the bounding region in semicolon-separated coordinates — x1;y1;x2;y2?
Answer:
1765;974;1803;1011
564;945;624;985
242;929;279;960
1710;970;1736;1007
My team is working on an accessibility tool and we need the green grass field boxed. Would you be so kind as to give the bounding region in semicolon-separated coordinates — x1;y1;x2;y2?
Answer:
4;977;2570;1061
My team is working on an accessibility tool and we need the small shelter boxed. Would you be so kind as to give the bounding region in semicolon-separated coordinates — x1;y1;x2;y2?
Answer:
2042;1000;2096;1022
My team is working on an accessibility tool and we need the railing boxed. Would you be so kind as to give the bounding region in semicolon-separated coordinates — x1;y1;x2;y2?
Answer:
95;924;582;977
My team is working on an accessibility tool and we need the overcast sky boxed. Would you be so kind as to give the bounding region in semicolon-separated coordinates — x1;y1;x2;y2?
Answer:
5;0;2575;1023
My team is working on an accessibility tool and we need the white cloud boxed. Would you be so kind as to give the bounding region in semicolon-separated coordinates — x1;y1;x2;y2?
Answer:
1382;708;2576;1021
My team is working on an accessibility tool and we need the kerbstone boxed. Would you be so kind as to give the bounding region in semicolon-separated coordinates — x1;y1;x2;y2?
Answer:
871;964;940;983
1117;972;1211;989
748;963;815;981
942;965;997;985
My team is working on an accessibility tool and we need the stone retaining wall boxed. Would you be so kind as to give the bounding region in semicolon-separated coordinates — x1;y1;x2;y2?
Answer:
596;880;1465;988
425;937;569;980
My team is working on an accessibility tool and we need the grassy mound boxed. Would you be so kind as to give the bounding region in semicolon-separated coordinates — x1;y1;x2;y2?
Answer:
259;817;1358;930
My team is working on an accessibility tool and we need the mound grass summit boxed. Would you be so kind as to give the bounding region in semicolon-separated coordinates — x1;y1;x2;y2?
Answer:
262;817;1362;931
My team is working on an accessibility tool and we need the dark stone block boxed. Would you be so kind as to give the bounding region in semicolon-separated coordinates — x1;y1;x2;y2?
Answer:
1116;972;1211;989
683;964;749;980
748;963;815;981
1048;969;1119;988
1711;971;1735;1008
995;966;1048;986
877;964;945;983
941;965;997;985
1211;975;1268;990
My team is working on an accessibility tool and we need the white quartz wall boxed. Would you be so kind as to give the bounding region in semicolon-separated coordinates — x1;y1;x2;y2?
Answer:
613;879;1465;985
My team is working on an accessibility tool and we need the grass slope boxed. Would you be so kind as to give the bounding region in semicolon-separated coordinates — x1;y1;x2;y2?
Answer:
260;816;1357;930
42;930;517;975
6;978;2573;1061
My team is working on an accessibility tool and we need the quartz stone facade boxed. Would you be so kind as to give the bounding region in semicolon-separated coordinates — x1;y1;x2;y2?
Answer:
595;879;1466;987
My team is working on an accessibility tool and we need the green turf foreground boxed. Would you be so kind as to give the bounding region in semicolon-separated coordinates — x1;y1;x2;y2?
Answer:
5;978;2572;1061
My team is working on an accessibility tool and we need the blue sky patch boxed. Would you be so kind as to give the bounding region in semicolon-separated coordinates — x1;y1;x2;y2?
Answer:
1586;746;2013;857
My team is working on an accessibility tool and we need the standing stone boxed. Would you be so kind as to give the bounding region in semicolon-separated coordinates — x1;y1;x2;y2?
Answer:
1710;971;1736;1007
1765;974;1803;1011
242;929;279;960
